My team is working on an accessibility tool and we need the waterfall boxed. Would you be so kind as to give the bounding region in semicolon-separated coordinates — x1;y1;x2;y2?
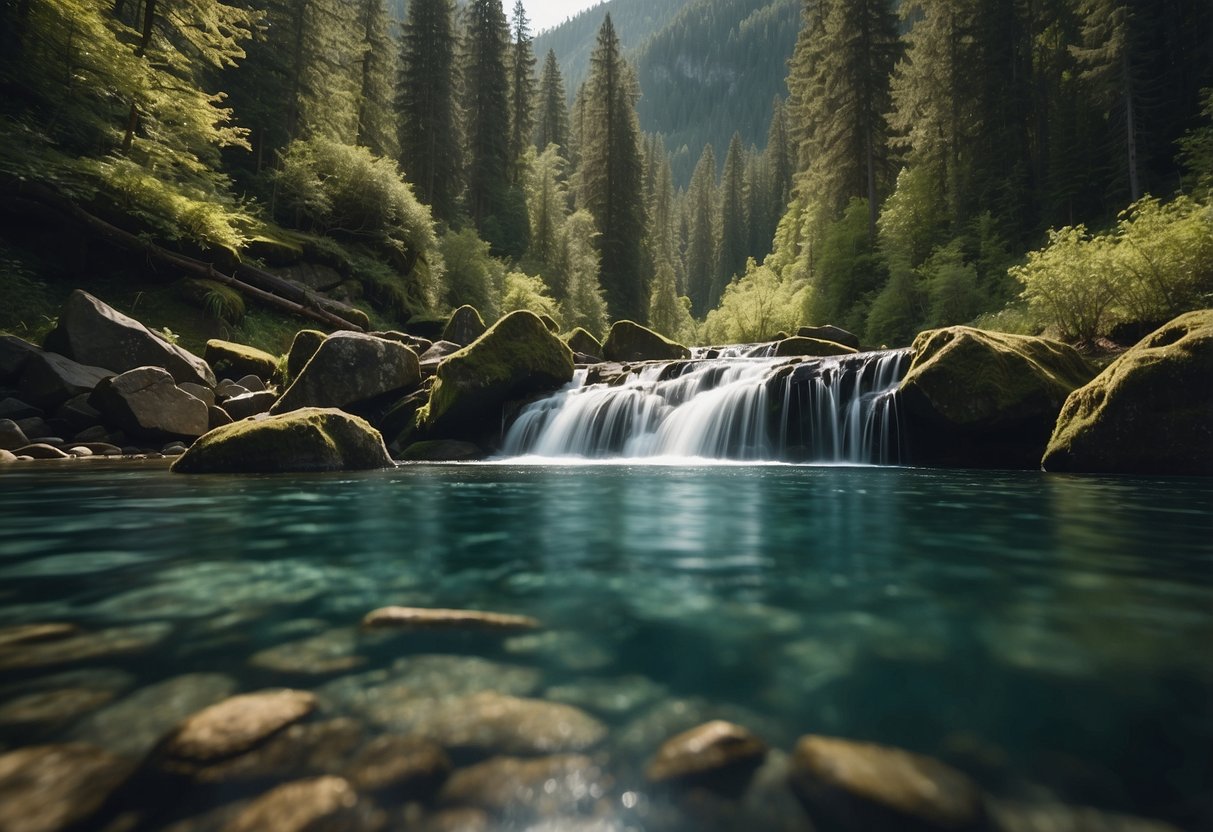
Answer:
502;349;911;463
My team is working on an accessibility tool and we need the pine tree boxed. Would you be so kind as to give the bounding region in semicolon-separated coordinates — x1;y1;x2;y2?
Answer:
354;0;399;159
764;95;794;225
575;15;649;323
534;50;570;156
714;132;749;306
524;145;570;297
685;143;718;316
648;142;684;293
508;1;537;183
560;209;610;337
398;0;463;225
745;148;771;261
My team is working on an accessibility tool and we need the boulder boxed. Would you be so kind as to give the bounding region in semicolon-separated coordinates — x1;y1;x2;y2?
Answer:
399;692;607;756
17;350;113;410
442;305;488;347
362;606;540;631
285;329;326;383
788;735;987;832
45;290;215;386
397;440;484;462
798;325;861;350
0;744;134;832
234;373;267;393
208;405;234;430
16;415;53;440
89;367;210;439
172;408;392;473
158;690;317;766
204;339;279;382
0;396;41;420
370;330;433;354
54;394;102;433
774;336;859;358
0;335;42;383
421;311;574;441
12;444;70;460
222;390;277;421
179;382;216;408
898;327;1094;468
646;720;768;794
1043;310;1213;475
347;735;451;797
419;340;463;363
0;419;30;451
539;314;560;333
602;320;691;362
564;327;603;359
270;332;420;415
0;449;16;463
405;314;448;341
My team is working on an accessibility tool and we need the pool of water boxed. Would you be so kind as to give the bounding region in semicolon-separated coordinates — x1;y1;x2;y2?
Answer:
0;462;1210;830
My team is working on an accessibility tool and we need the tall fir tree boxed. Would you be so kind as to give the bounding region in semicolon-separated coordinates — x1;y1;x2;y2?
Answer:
575;15;649;323
764;96;794;227
714;132;749;306
534;50;570;156
508;1;537;183
398;0;463;225
354;0;398;159
685;143;718;316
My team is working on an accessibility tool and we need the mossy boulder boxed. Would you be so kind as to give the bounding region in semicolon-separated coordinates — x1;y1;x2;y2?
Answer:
774;336;858;358
442;305;487;347
204;339;278;382
1043;310;1213;475
284;330;326;384
171;408;392;473
404;314;447;341
564;328;603;360
899;326;1094;468
602;320;691;362
420;310;574;442
271;332;420;415
539;314;560;333
798;325;860;350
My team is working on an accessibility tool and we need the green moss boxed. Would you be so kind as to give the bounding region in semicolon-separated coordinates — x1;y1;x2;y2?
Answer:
774;336;858;358
1043;310;1213;474
204;339;279;381
564;327;603;357
171;408;392;474
602;320;691;362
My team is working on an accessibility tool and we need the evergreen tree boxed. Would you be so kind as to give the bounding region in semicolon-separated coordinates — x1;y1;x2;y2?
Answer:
715;132;749;306
648;144;684;294
685;143;718;316
534;50;570;156
575;15;649;323
508;1;537;182
354;0;399;159
524;146;570;297
745;148;771;261
398;0;463;225
560;209;610;337
765;95;794;225
648;261;692;341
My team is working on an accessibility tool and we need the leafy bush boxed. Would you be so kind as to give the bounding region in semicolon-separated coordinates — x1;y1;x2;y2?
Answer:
648;262;696;344
501;271;560;321
705;260;806;344
438;228;503;318
558;210;609;338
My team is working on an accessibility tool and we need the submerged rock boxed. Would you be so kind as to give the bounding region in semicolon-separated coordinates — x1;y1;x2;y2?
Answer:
988;799;1182;832
270;332;420;415
503;630;614;671
346;735;451;797
204;339;279;382
543;675;666;717
421;311;574;441
192;718;364;785
774;336;858;357
798;324;861;349
438;754;610;819
89;366;210;439
248;628;366;675
362;606;540;632
0;622;169;672
0;688;116;734
442;305;488;347
172;408;392;474
220;776;379;832
158;689;317;766
646;720;768;793
602;320;691;362
788;735;988;832
898;326;1094;468
1043;310;1213;475
0;743;134;832
45;289;216;386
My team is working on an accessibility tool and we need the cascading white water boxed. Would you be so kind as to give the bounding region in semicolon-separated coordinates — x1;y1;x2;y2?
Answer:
502;349;912;464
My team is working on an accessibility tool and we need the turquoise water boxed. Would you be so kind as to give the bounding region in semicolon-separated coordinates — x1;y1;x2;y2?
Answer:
0;463;1210;829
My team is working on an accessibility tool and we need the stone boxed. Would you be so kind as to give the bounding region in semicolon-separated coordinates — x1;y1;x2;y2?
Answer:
222;390;277;421
15;415;53;439
0;396;41;420
0;622;168;672
371;330;433;354
397;440;484;462
192;718;364;785
442;305;488;347
421;311;574;441
11;443;69;460
0;744;134;832
346;735;451;797
16;349;113;409
1043;310;1213;475
161;442;187;455
0;622;81;646
397;692;607;756
602;320;691;362
271;332;420;414
419;340;463;363
798;325;861;349
89;366;210;439
0;418;30;451
178;382;215;407
159;689;317;765
45;289;216;385
248;628;366;675
172;408;393;474
898;326;1094;468
0;688;116;732
73;425;110;442
438;754;610;819
774;336;858;358
220;776;378;832
235;373;267;392
362;606;540;632
215;379;249;401
988;800;1182;832
0;334;42;382
54;393;102;432
204;339;279;382
504;631;614;672
788;735;988;832
416;808;491;832
0;449;16;463
285;329;327;383
539;314;560;333
76;441;123;455
67;445;93;456
564;327;603;359
208;405;234;429
645;720;767;793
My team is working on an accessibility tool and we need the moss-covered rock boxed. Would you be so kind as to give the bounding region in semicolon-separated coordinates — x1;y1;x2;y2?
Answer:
539;314;560;333
404;314;447;341
285;330;326;384
602;320;691;362
421;311;574;442
798;325;860;350
171;408;392;473
204;339;278;382
397;440;484;461
1043;310;1213;475
564;328;603;359
774;336;858;358
899;326;1094;468
441;305;487;347
271;332;420;415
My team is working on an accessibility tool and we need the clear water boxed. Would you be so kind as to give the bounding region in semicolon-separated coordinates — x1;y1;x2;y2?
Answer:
0;463;1210;830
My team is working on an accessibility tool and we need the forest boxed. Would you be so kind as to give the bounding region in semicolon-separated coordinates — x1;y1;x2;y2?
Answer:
0;0;1210;355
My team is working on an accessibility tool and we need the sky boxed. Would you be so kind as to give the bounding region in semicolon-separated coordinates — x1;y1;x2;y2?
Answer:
525;0;605;33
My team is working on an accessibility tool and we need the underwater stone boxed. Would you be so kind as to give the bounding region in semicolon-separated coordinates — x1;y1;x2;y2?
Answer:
247;628;366;675
0;688;116;734
543;675;667;717
646;720;768;791
0;622;169;672
192;718;364;785
362;606;540;632
220;776;377;832
159;689;317;765
346;735;451;797
0;743;134;832
438;754;611;819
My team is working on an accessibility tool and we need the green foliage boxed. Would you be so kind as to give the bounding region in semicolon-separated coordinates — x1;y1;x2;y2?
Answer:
865;267;925;347
648;262;696;344
1179;88;1213;196
558;210;609;339
438;228;504;319
180;278;245;324
355;0;400;159
715;133;750;306
500;271;560;321
804;199;887;333
704;260;805;344
524;145;570;295
534;50;569;156
921;241;986;329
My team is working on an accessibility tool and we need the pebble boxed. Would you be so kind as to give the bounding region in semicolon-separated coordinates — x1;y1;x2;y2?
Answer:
67;446;93;457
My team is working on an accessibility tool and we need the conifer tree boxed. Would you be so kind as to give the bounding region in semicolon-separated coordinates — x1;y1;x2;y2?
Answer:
508;1;538;182
560;210;610;337
525;146;570;297
576;15;649;323
745;149;771;261
354;0;399;159
685;143;718;316
648;145;684;293
715;133;749;306
764;96;794;224
534;50;570;156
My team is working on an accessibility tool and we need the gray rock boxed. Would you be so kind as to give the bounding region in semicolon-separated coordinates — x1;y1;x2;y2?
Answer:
72;425;110;443
0;335;42;383
285;329;326;383
54;394;102;432
247;628;366;675
370;331;432;354
0;743;134;832
419;340;463;363
158;689;317;766
215;379;249;401
235;373;267;392
0;419;29;451
89;366;210;439
0;449;17;463
222;390;277;421
442;306;487;347
17;350;113;409
271;332;421;414
12;443;70;460
15;415;53;439
438;754;611;819
0;396;41;420
178;382;215;408
272;263;344;292
208;404;234;429
645;720;767;791
67;446;93;457
44;289;216;385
